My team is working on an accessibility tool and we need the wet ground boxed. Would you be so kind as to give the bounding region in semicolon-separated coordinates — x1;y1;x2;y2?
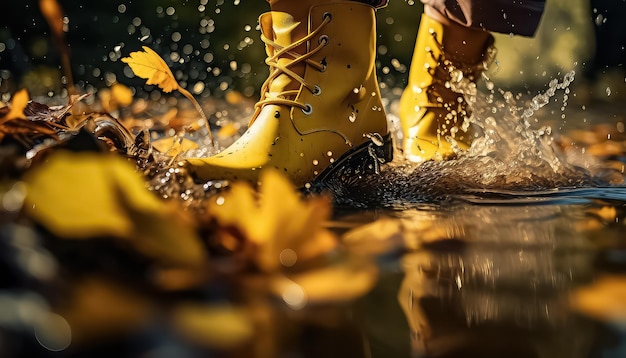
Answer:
2;1;626;353
335;188;626;358
304;88;626;358
1;79;626;357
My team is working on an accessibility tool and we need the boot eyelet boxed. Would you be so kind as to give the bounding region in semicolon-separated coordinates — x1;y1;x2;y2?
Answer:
312;85;321;96
322;12;332;21
318;35;329;45
320;59;327;72
302;104;313;115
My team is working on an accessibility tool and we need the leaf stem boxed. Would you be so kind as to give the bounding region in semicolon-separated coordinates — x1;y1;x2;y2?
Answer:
177;86;214;145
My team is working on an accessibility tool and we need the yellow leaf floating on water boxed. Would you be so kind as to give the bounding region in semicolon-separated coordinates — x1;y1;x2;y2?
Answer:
342;214;450;253
570;275;626;323
122;46;179;93
171;304;254;349
23;151;207;268
207;169;337;273
60;277;154;345
270;259;378;306
205;170;379;304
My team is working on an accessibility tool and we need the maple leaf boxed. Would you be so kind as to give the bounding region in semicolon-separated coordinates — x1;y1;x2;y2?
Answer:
122;46;213;142
206;169;337;273
205;170;379;305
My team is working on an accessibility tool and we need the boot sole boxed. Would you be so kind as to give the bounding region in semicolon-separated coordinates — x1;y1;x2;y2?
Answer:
311;132;393;187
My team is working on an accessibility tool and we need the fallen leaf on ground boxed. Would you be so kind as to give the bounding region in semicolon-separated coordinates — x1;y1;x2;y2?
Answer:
206;169;337;273
23;151;207;268
1;89;29;123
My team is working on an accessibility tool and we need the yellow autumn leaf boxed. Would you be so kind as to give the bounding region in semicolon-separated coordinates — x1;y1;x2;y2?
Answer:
570;275;626;323
39;0;64;37
1;89;29;124
217;122;241;139
122;46;214;142
111;83;134;107
122;46;179;93
152;136;199;157
23;151;207;268
171;304;254;349
60;277;154;344
207;169;337;272
270;258;378;305
225;90;244;105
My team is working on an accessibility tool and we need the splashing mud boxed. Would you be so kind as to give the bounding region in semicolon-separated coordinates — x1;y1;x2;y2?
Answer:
312;71;616;208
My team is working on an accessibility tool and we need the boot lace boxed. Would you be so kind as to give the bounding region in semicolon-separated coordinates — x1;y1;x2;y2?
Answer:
252;13;332;120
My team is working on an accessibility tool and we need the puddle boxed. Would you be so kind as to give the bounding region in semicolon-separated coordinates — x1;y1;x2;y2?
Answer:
1;1;626;357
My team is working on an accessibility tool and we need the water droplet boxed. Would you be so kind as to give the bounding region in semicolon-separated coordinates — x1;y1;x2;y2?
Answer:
365;132;384;146
595;14;604;26
34;312;72;351
2;182;26;212
215;196;225;205
282;282;307;310
312;160;319;165
279;249;298;267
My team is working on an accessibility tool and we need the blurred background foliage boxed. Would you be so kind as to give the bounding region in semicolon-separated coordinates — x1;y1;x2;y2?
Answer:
0;0;609;100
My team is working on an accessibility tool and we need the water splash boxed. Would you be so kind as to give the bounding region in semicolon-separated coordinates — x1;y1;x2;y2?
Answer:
145;68;611;208
314;72;609;207
457;71;578;184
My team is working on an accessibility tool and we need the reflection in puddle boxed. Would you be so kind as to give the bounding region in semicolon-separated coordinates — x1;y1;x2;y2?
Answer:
346;200;626;358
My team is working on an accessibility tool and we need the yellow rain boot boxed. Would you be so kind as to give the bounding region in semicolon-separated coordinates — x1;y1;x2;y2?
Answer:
186;1;391;187
399;13;495;163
